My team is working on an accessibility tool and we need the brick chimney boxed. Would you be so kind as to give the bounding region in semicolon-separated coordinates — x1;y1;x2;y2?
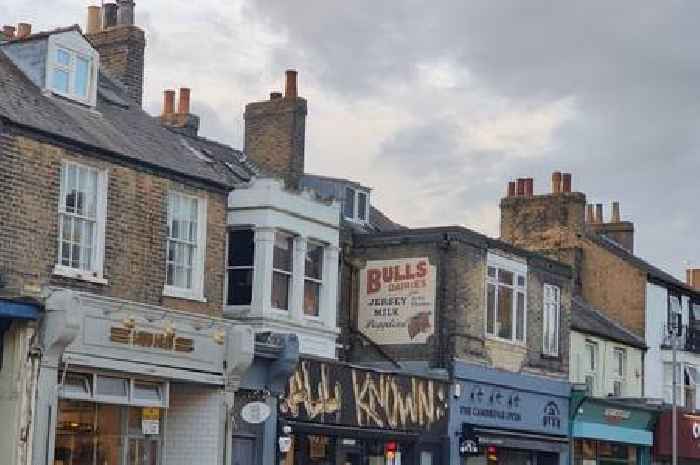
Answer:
85;2;146;106
500;172;586;246
244;69;307;189
159;88;200;137
587;201;635;253
688;269;700;290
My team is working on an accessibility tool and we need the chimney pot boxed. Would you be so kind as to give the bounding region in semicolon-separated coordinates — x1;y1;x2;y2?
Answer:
116;0;135;26
16;23;31;38
688;269;700;290
178;88;191;114
562;173;572;193
525;178;534;196
595;204;604;224
102;3;118;29
87;6;102;34
2;25;15;39
586;204;595;224
611;201;621;223
516;178;526;196
163;90;175;115
551;171;562;194
507;181;516;198
270;91;283;100
285;69;298;99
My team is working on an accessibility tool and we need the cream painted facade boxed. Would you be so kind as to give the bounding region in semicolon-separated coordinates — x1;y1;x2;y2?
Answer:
570;329;644;398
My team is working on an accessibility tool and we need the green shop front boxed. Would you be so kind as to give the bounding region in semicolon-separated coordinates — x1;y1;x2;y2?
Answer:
570;393;658;465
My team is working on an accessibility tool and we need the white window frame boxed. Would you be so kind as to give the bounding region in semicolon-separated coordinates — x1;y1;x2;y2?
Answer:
58;370;169;408
271;231;294;312
343;186;370;224
611;347;626;396
542;284;561;356
485;253;527;345
46;33;99;106
584;341;598;394
53;161;108;284
303;241;324;319
163;191;207;302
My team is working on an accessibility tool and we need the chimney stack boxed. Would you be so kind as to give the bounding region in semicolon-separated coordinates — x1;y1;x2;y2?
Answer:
244;70;308;190
595;204;603;224
507;181;516;198
562;173;572;193
551;171;562;194
162;90;175;115
586;204;595;224
285;69;298;99
86;3;145;106
16;23;31;39
687;269;700;290
86;6;102;34
2;25;15;40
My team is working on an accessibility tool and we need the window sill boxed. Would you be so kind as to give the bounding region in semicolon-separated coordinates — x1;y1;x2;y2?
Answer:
485;335;527;347
53;265;108;285
163;286;207;303
541;353;560;360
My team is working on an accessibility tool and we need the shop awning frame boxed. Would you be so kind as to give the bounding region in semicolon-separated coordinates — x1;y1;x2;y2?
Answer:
572;422;653;446
282;419;433;442
0;300;41;320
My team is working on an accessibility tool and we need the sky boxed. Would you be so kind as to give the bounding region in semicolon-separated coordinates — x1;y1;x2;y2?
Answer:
2;1;699;279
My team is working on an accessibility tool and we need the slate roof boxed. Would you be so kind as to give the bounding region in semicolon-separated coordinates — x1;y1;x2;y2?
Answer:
571;297;647;349
0;32;254;189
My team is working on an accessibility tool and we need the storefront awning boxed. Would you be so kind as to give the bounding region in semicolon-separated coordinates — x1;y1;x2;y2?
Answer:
572;422;653;446
0;300;40;320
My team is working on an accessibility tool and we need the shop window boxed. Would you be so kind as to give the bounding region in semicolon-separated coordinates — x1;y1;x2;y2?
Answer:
304;242;324;317
226;229;255;306
272;232;293;310
485;254;527;344
543;284;561;356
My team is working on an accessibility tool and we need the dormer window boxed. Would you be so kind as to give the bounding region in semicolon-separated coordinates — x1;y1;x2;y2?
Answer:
343;186;370;223
46;32;98;106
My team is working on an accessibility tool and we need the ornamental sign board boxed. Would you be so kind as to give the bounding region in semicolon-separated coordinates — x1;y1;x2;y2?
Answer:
358;258;436;345
241;401;272;424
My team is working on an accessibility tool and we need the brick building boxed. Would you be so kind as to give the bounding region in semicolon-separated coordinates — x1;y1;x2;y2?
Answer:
0;3;271;465
499;173;700;407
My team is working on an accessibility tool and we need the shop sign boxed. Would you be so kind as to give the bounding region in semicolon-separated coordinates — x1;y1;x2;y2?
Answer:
241;401;271;424
455;381;567;436
110;326;194;353
279;358;448;434
358;258;436;345
603;408;631;424
142;407;160;435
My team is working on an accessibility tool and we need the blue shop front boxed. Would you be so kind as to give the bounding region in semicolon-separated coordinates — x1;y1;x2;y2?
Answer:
451;363;570;465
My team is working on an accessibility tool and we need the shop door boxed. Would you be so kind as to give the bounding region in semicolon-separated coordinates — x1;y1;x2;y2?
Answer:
232;437;256;465
127;438;159;465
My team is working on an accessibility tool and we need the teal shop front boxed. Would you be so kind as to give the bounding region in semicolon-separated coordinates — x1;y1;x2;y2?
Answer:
570;393;658;465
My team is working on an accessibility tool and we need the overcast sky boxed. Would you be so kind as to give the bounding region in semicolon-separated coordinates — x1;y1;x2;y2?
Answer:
3;1;699;279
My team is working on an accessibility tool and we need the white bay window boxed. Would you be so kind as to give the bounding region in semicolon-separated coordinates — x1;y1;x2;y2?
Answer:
486;254;527;344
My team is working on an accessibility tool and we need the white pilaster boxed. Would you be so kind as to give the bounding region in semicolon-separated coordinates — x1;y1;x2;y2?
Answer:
322;245;340;330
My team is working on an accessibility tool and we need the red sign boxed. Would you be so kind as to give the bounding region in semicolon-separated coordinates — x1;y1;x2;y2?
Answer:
655;412;700;460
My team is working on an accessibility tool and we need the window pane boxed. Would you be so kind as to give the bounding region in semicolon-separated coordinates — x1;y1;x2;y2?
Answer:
516;292;525;341
343;187;355;218
304;281;320;317
96;404;124;465
357;192;367;220
305;243;323;279
75;57;89;97
62;372;92;397
486;283;496;335
273;233;293;271
517;275;526;287
134;382;162;403
497;285;513;339
55;400;95;465
487;266;496;278
228;230;254;267
96;375;128;397
498;269;513;286
227;269;253;306
272;271;290;310
53;68;70;93
57;48;71;65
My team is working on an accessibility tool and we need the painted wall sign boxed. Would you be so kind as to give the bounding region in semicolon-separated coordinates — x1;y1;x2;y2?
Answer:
656;412;700;459
241;401;272;424
110;326;194;353
358;258;436;345
604;408;631;424
279;358;448;434
455;380;567;436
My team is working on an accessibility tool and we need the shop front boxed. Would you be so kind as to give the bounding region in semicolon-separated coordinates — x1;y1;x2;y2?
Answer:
571;393;657;465
32;289;255;465
278;357;449;465
654;410;700;465
451;363;570;465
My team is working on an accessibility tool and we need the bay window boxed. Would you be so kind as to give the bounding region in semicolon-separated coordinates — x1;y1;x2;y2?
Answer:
272;232;294;310
226;229;255;306
543;284;561;356
485;255;526;344
165;191;206;300
304;243;324;317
